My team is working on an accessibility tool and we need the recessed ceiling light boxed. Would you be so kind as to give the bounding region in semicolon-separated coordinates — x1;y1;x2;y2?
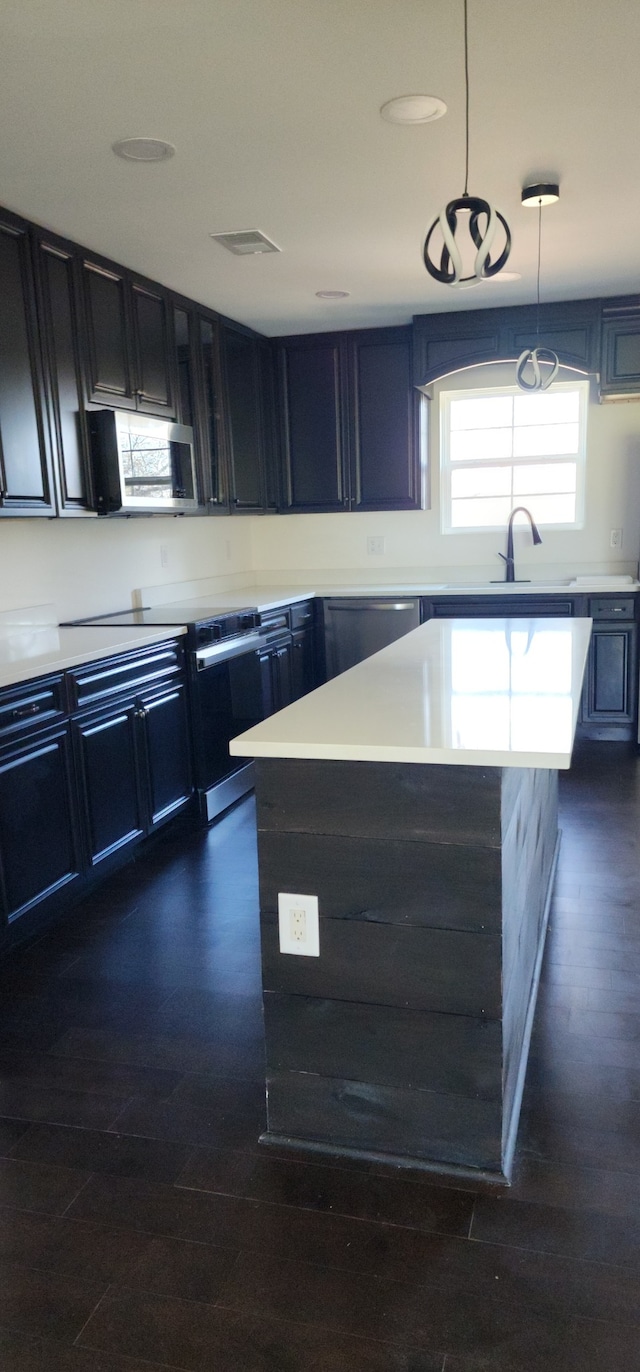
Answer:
112;138;175;162
380;94;447;125
315;290;350;299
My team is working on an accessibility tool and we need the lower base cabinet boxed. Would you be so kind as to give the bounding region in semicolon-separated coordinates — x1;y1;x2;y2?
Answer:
0;640;193;946
73;701;145;867
0;721;82;924
580;623;637;730
72;671;193;869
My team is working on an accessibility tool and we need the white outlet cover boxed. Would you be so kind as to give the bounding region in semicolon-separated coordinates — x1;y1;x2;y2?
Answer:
278;892;320;956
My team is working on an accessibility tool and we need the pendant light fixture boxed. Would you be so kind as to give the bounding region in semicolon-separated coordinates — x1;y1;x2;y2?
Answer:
423;0;511;288
516;183;560;391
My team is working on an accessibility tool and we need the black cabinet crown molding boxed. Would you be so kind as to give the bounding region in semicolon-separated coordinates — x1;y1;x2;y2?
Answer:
412;298;603;388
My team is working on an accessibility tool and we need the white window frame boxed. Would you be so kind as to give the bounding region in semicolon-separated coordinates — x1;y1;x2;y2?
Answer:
439;379;589;534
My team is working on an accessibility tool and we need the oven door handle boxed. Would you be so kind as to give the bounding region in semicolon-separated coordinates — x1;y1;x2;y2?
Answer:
194;634;263;669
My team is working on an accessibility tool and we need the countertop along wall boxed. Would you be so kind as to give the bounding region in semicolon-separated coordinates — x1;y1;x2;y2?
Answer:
2;364;640;620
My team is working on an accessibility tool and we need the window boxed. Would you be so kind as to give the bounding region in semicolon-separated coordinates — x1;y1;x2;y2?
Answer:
440;380;588;532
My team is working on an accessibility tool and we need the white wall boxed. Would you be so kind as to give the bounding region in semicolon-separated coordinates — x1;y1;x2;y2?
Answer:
252;365;640;586
3;362;640;616
0;514;253;619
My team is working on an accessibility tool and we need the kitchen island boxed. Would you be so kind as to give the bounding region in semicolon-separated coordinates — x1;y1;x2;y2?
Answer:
230;616;592;1184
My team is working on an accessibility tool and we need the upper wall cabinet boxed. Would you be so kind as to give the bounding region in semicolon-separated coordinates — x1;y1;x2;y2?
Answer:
81;254;176;418
0;210;55;516
275;327;424;513
221;321;279;514
34;231;95;517
413;299;602;388
196;312;228;512
276;333;348;513
600;299;640;399
347;327;424;512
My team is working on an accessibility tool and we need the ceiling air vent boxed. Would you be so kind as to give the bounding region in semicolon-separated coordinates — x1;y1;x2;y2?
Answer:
210;229;281;256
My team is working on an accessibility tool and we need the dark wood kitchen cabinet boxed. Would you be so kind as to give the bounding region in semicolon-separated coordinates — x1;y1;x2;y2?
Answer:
0;671;83;927
600;300;640;398
0;209;55;516
0;720;82;927
81;254;176;417
220;321;266;512
197;313;228;511
70;641;193;868
276;333;348;512
413;300;601;387
72;697;145;867
347;327;424;511
290;601;319;699
275;327;425;513
35;232;95;516
580;596;638;732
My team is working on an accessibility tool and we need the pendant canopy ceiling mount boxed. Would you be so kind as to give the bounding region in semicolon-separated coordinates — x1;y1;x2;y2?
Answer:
423;0;512;288
516;182;561;392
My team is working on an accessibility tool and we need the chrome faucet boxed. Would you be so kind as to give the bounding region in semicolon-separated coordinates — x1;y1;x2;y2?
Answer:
494;506;542;583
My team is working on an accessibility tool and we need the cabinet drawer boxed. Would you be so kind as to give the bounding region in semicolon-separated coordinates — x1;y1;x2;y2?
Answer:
0;675;66;740
588;596;635;621
67;641;184;711
290;600;314;630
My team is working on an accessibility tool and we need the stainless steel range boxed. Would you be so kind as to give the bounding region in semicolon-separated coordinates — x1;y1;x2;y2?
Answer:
64;601;265;820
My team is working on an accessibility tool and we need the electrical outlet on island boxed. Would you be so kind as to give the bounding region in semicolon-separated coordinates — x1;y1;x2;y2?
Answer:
278;893;320;956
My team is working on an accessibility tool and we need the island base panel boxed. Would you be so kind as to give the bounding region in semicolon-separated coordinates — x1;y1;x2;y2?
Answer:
255;757;558;1182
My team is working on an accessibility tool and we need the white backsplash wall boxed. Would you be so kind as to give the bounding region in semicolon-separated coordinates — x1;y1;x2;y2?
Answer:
2;363;640;618
252;366;640;584
0;515;254;620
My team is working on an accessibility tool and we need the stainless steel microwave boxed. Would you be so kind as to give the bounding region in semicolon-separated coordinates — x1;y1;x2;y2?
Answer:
88;409;198;514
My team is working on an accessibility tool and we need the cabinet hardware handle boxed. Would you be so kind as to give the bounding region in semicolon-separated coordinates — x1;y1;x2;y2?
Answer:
12;703;41;718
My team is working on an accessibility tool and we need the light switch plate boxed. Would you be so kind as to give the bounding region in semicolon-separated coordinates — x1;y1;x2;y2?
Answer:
278;892;320;956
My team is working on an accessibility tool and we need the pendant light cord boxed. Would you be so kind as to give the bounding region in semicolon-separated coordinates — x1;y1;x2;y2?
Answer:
536;201;542;338
463;0;469;195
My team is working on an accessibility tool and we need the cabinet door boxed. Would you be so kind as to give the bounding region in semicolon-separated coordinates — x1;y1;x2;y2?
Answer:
348;328;424;511
139;681;192;829
258;339;279;511
0;724;81;924
291;628;316;701
273;641;293;711
259;648;276;718
222;324;264;512
601;313;640;397
36;235;94;515
0;213;54;514
582;625;637;723
73;701;145;867
277;335;348;512
197;315;228;510
82;259;135;408
130;279;176;416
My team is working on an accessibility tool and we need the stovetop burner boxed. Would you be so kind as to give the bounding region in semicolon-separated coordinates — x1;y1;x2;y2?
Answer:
62;601;262;650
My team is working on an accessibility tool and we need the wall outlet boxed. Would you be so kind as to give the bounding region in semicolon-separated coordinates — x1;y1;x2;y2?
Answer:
160;543;170;569
367;536;385;556
278;892;320;956
610;528;623;549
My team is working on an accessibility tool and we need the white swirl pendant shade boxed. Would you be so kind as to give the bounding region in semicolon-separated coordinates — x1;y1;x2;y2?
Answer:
423;194;512;288
516;347;560;392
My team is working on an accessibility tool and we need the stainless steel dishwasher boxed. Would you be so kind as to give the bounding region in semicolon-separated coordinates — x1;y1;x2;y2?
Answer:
323;598;421;678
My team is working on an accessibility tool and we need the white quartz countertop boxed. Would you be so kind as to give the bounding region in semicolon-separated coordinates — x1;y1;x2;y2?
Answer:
184;578;638;613
0;624;187;689
230;616;593;770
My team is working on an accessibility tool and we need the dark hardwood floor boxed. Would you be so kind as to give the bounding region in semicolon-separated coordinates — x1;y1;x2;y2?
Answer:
0;741;639;1369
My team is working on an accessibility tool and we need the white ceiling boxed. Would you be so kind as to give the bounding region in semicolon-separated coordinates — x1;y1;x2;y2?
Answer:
1;0;639;336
